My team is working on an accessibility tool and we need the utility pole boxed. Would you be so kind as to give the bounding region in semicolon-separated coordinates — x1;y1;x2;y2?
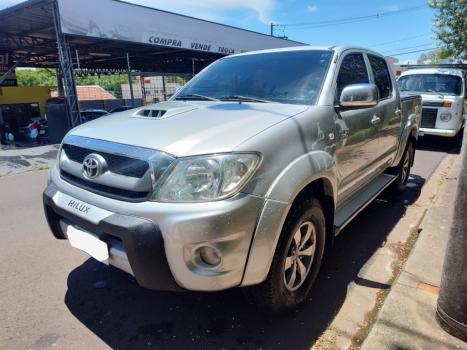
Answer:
437;131;467;342
270;23;274;36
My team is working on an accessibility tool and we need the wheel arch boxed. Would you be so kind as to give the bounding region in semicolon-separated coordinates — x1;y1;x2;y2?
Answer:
242;166;337;287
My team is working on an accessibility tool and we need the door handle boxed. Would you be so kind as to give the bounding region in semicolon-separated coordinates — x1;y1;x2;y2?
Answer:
371;115;381;125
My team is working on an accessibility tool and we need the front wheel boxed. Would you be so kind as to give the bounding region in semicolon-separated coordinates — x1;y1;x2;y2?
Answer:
392;141;414;193
246;197;326;314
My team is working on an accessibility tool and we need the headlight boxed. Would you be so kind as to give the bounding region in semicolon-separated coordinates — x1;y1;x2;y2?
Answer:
439;112;452;122
152;153;261;202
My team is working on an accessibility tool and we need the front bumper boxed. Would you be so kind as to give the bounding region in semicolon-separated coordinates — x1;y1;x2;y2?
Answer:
44;166;264;291
420;127;460;137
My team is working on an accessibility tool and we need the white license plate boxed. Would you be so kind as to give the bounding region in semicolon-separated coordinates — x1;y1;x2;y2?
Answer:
39;130;45;134
66;225;109;263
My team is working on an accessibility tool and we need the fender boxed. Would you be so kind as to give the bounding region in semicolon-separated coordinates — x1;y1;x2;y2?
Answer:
393;112;419;167
241;150;337;286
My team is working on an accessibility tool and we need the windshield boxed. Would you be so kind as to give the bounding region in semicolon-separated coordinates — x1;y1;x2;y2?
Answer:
398;74;463;96
176;50;333;105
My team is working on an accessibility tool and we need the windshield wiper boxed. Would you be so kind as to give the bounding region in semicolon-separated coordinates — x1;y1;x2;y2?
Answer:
175;93;218;101
218;95;271;103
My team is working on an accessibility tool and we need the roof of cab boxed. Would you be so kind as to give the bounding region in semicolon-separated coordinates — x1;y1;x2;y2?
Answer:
227;45;386;59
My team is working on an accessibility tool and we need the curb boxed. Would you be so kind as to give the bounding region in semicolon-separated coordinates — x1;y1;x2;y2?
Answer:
312;154;458;350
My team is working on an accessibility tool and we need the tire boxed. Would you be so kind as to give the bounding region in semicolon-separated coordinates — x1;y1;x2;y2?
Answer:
247;197;326;314
392;141;414;193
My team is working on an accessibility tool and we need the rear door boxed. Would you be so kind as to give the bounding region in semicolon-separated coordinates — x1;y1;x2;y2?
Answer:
333;52;381;201
366;54;401;164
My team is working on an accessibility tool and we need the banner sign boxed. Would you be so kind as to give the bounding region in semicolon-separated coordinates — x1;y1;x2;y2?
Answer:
0;52;17;87
57;0;303;55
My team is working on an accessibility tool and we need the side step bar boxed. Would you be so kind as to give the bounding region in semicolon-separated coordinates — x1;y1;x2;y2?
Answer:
334;173;397;235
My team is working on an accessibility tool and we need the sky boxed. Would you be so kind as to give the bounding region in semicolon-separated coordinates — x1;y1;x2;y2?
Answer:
0;0;438;63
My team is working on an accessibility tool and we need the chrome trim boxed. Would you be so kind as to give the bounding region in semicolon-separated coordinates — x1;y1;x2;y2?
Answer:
63;134;174;160
60;135;176;197
60;151;153;192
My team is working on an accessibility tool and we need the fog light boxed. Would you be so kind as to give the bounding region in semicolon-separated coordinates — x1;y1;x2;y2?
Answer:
440;112;452;122
199;246;222;266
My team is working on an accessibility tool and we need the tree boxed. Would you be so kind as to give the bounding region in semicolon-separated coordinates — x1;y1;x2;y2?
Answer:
428;0;467;60
16;68;57;87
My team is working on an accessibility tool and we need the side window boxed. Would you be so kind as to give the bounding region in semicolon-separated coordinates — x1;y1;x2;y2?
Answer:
368;54;392;99
336;53;369;99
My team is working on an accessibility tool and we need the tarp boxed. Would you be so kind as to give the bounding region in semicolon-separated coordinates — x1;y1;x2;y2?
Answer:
57;0;302;55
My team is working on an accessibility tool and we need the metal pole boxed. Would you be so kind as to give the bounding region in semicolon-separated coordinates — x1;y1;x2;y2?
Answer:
52;0;81;126
270;23;274;36
162;75;167;101
126;52;135;107
56;68;64;97
75;50;80;69
437;130;467;342
140;75;146;105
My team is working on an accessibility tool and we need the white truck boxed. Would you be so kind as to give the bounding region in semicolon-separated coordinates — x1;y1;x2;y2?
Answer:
398;66;466;137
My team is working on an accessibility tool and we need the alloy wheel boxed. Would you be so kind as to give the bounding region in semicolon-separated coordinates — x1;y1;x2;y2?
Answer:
283;221;317;291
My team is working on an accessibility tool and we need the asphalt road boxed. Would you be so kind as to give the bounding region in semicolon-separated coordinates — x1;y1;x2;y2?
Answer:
0;135;461;350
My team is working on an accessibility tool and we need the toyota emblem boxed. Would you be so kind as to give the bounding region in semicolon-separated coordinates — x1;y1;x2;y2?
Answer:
82;153;106;179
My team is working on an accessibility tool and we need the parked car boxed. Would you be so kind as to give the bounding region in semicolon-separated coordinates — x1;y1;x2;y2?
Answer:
43;46;421;313
398;67;466;137
109;105;134;113
80;109;110;123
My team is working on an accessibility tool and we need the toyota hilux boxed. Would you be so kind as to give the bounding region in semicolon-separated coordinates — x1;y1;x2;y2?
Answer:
43;46;421;313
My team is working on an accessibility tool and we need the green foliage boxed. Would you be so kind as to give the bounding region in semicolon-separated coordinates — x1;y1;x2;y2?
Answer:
15;69;132;98
16;68;57;87
428;0;467;60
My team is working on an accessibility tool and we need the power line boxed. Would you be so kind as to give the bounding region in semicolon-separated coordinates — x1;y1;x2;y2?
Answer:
386;47;437;56
370;33;433;48
381;42;434;54
274;5;427;30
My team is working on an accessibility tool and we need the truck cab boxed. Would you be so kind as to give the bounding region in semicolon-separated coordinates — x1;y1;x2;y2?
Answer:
398;67;466;137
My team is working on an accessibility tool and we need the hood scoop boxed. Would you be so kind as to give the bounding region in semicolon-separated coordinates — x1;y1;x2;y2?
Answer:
136;109;167;118
133;103;198;120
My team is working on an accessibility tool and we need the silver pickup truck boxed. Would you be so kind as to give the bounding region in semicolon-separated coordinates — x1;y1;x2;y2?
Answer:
43;46;421;313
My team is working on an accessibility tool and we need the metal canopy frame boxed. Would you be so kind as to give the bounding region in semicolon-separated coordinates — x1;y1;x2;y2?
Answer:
0;0;300;127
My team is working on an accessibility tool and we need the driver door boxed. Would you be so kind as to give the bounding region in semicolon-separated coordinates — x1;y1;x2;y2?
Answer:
333;52;381;202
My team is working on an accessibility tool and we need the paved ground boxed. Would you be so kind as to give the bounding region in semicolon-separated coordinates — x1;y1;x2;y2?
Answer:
0;136;461;350
362;149;467;350
0;145;58;176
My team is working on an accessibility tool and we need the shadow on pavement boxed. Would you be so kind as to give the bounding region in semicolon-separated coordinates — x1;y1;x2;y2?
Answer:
64;176;425;350
417;130;463;155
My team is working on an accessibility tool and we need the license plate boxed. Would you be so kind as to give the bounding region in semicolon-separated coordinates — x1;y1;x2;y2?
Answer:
66;225;109;263
39;130;45;134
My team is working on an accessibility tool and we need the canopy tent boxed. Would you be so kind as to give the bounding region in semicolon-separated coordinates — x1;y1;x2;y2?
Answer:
0;0;304;125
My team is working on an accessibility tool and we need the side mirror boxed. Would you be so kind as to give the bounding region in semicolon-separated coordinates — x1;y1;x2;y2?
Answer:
339;83;379;109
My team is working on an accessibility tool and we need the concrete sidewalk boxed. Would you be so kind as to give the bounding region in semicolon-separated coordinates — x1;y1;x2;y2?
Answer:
362;157;467;349
0;144;58;176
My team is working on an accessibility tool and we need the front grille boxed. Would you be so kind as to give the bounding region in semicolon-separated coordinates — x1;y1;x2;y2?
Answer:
61;171;149;202
421;108;437;128
423;101;443;107
62;144;149;178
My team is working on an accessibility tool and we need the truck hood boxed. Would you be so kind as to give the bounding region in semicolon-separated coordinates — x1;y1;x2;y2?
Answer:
70;101;308;157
